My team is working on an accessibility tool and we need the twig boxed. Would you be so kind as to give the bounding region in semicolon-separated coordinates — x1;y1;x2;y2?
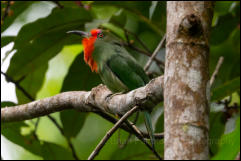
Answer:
118;112;139;148
92;107;162;160
144;34;166;72
94;109;163;160
88;106;139;160
122;119;162;160
124;30;130;45
101;26;164;68
1;1;11;24
33;118;40;140
1;71;34;101
210;56;224;86
47;115;79;160
122;42;164;67
51;1;64;9
94;111;163;139
1;71;79;160
124;29;152;54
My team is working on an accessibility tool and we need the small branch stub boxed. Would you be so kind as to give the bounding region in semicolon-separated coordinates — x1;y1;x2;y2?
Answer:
178;14;203;37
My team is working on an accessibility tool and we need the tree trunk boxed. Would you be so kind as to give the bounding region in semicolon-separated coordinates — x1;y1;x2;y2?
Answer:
164;2;214;160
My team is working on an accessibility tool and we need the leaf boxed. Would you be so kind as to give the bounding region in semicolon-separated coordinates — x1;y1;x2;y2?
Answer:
211;77;240;101
1;2;34;33
209;112;226;155
1;101;16;108
155;111;164;133
210;13;239;45
7;7;92;81
149;1;158;20
41;142;75;160
110;139;164;160
1;121;42;156
1;36;15;48
16;63;48;104
214;1;234;16
61;54;101;92
60;110;87;138
93;1;163;36
60;54;101;139
209;34;240;88
211;116;240;160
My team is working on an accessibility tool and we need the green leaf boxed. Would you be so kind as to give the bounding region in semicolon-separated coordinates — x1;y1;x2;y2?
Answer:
1;36;15;48
209;34;240;87
61;54;101;92
1;101;16;108
209;112;226;155
155;111;164;133
214;1;234;16
41;142;75;160
1;122;42;156
149;1;158;20
16;63;48;104
211;77;240;101
93;1;163;36
211;116;240;160
110;138;164;160
210;13;239;45
7;7;92;81
36;45;82;99
72;113;115;159
1;2;34;33
60;110;87;138
60;53;101;139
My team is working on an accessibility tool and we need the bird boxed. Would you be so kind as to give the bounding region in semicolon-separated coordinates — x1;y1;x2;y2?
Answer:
67;28;155;148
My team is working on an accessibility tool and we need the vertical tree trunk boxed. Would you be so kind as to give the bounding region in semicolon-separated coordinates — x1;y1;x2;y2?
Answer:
164;2;214;160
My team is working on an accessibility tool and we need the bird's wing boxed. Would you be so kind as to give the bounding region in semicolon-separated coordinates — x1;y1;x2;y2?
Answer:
106;53;148;90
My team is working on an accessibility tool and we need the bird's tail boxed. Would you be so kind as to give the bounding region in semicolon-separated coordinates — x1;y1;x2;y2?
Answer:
143;111;155;149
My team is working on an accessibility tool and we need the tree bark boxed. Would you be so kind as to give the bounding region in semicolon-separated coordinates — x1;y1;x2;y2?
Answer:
164;2;214;160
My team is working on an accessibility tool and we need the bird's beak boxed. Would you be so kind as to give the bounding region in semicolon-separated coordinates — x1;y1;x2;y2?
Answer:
66;30;89;37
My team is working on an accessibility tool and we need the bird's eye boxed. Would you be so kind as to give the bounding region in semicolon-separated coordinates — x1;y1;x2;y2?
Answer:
98;33;104;38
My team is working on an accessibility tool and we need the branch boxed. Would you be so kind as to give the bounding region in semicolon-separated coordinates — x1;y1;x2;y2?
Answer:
124;29;152;54
210;56;224;86
1;71;33;100
123;119;162;160
122;42;165;68
144;34;166;71
94;111;164;140
88;106;139;160
1;76;164;123
118;112;139;148
1;1;11;24
51;1;64;9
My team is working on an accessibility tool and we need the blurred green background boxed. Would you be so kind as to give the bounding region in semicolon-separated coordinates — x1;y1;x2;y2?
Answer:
1;1;240;160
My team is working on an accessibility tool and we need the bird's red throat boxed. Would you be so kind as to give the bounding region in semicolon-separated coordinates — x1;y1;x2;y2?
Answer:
82;37;97;72
82;29;101;73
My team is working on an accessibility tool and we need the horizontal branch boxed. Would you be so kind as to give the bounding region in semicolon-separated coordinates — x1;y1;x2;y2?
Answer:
1;76;164;123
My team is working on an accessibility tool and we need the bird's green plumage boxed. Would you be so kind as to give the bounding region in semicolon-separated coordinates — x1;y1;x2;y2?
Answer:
93;38;149;92
91;31;155;148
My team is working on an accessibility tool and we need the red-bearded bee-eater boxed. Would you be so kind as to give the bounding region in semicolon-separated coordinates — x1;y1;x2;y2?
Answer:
67;29;155;148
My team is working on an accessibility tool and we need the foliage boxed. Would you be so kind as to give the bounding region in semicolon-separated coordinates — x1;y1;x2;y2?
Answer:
1;1;240;160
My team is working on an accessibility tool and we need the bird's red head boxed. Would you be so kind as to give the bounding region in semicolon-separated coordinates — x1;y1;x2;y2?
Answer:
90;29;102;37
67;29;105;73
